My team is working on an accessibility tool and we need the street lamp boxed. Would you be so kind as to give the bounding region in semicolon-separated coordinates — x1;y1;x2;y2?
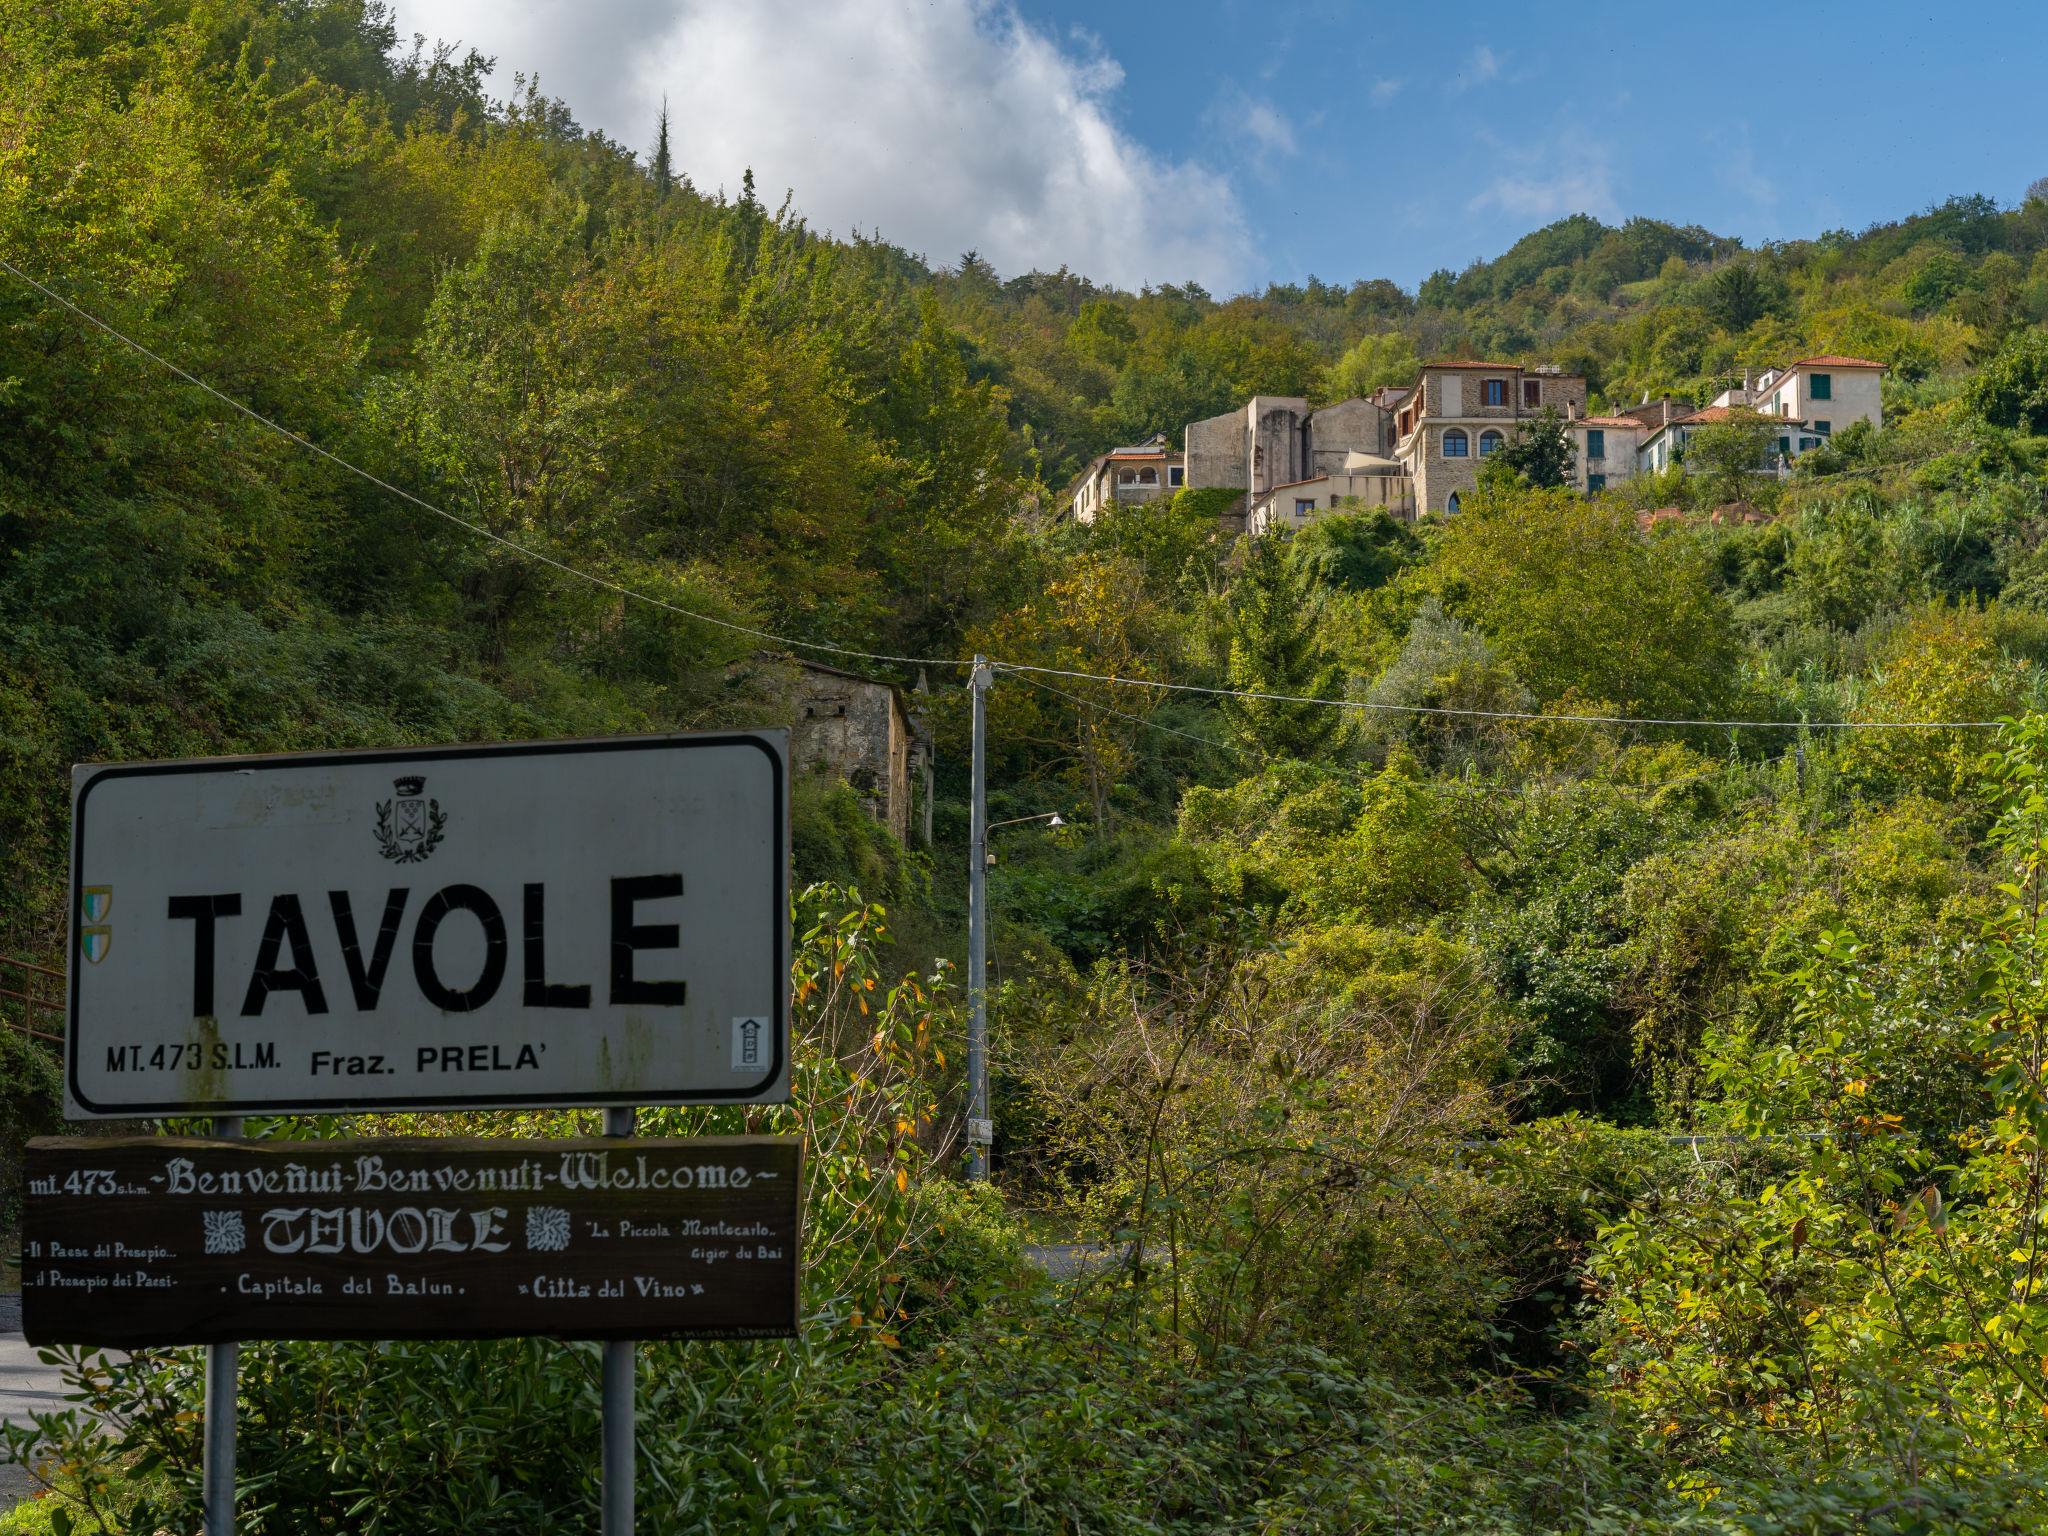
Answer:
985;810;1063;865
965;658;1068;1181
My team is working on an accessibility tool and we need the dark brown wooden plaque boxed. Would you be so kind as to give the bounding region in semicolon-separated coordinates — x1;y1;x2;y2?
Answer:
22;1136;800;1347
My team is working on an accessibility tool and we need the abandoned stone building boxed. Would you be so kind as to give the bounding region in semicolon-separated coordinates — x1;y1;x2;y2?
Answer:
1181;395;1395;528
787;660;932;846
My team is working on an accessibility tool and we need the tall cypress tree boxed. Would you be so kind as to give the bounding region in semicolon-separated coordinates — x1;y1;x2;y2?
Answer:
1220;538;1348;762
650;97;674;195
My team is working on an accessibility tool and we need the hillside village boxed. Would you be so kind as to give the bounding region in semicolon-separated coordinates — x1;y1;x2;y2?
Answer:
1066;353;1889;528
17;4;2048;1531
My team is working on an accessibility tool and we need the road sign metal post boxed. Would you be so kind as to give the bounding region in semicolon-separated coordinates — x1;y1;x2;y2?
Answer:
966;659;991;1181
601;1105;636;1536
202;1114;241;1536
45;730;799;1536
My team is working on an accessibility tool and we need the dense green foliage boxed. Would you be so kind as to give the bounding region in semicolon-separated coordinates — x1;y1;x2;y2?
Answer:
15;2;2048;1530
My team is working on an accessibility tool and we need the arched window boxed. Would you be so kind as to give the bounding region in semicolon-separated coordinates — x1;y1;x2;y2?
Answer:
1446;492;1462;515
1478;429;1504;457
1442;428;1469;459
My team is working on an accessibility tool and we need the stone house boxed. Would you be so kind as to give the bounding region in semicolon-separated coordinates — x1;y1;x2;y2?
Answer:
1182;395;1394;528
1635;391;1864;480
788;660;931;846
1065;433;1186;524
1568;416;1647;495
1700;355;1886;471
1391;361;1588;516
1246;451;1415;534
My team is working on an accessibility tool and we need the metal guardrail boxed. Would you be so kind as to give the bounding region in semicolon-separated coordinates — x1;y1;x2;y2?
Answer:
0;955;62;1044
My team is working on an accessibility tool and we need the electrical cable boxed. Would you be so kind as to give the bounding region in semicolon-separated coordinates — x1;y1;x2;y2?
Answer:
1011;672;1251;757
0;256;971;675
993;660;2002;731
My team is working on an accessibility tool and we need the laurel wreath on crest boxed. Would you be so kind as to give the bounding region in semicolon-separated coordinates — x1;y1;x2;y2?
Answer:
374;798;448;864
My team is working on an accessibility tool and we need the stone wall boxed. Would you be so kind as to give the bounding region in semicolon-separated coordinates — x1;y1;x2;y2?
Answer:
791;663;914;844
1306;398;1390;470
1183;409;1247;501
1249;398;1310;496
1412;424;1483;516
1532;372;1588;415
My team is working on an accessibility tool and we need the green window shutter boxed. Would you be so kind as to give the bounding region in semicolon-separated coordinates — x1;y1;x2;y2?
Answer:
1810;373;1831;400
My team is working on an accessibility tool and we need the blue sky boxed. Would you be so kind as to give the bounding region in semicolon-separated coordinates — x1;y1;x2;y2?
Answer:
394;0;2048;296
1022;0;2048;289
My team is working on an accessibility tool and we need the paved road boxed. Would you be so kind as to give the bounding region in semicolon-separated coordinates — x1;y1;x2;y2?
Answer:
0;1294;62;1510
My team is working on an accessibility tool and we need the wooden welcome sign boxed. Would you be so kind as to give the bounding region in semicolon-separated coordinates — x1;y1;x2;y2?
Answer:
22;1135;801;1347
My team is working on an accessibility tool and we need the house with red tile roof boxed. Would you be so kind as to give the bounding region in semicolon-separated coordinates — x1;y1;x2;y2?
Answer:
1701;355;1886;467
1064;432;1186;524
1568;415;1649;497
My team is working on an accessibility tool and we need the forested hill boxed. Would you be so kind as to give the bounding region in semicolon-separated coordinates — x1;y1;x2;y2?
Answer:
19;3;2048;1531
923;194;2041;486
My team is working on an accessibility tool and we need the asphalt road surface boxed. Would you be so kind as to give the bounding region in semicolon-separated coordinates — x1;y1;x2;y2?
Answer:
0;1293;59;1509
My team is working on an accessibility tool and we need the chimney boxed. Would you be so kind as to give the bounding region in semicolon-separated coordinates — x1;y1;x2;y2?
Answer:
1742;366;1755;400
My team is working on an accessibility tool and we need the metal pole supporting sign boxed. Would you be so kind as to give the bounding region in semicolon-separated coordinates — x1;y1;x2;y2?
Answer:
602;1105;637;1534
202;1115;241;1536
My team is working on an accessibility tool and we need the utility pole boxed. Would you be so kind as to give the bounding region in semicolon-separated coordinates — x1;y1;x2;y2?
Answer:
966;656;991;1180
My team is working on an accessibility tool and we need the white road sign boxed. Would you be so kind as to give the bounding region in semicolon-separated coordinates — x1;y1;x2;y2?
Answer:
66;732;789;1117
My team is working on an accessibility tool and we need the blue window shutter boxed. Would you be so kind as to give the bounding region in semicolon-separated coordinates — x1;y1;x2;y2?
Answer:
1587;429;1604;458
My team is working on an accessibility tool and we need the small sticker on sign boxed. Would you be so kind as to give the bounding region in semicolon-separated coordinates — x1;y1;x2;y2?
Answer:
732;1016;768;1072
967;1117;993;1145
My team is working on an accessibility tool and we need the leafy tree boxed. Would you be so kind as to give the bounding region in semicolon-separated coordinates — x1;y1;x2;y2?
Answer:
1963;328;2048;434
1703;260;1783;330
1065;298;1135;370
1290;508;1419;592
1431;482;1740;720
1684;409;1783;509
1317;331;1419;402
1491;406;1576;489
1902;243;1970;313
1219;538;1347;762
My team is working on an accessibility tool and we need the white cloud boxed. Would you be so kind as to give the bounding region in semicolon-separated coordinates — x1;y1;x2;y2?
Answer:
1453;45;1502;93
1467;123;1620;224
1205;85;1298;165
1711;128;1778;210
390;0;1254;292
1370;78;1403;106
1242;103;1299;159
1470;168;1619;223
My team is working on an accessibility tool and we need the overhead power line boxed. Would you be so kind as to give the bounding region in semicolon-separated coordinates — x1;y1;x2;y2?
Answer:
0;258;2016;736
1012;672;1251;758
993;662;2005;732
0;256;966;674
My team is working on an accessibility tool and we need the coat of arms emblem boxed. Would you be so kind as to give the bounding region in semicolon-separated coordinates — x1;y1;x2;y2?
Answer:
375;775;447;864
